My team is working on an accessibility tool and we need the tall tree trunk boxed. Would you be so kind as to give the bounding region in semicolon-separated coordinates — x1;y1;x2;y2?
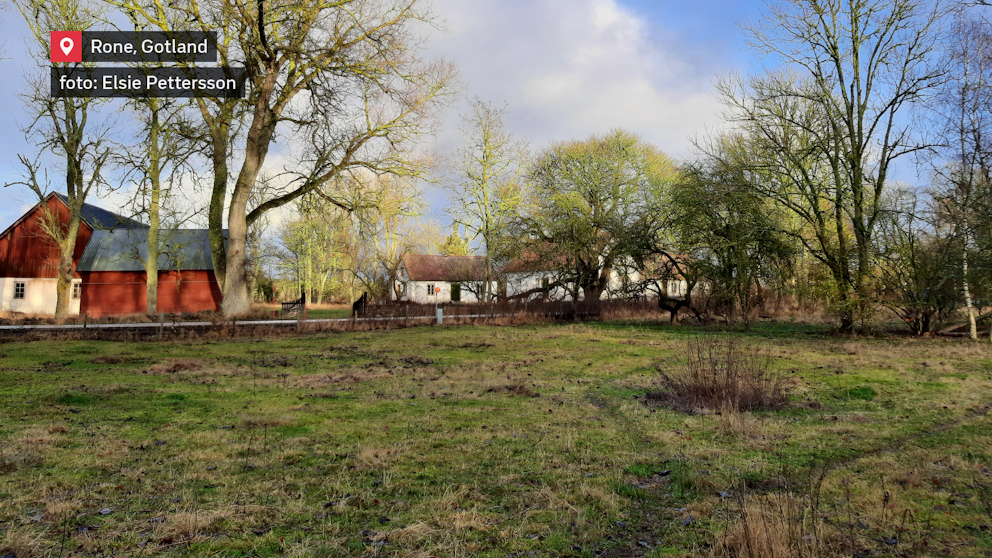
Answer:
208;119;231;293
55;139;85;319
145;103;161;315
221;72;278;316
963;246;977;340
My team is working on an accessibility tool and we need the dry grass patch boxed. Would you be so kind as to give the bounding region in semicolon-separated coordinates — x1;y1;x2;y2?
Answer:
716;405;766;438
0;527;45;558
386;521;435;544
714;499;829;558
153;509;230;543
149;358;202;374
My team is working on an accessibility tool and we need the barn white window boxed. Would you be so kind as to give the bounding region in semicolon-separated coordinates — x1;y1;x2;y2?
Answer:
72;283;81;299
13;282;25;299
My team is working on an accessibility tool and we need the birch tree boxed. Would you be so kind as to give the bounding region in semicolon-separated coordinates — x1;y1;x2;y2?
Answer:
931;12;992;340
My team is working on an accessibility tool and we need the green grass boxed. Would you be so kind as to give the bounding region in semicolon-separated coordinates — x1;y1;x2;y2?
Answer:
0;322;991;557
839;386;878;400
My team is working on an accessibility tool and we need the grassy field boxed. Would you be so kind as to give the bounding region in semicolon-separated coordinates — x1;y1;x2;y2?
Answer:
1;321;991;557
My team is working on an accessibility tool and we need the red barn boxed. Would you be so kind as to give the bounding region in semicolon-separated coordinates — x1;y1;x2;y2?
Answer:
0;193;222;317
0;193;145;315
76;229;222;317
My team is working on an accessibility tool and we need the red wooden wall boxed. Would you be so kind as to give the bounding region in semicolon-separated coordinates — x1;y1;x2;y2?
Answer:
0;196;91;278
79;270;222;317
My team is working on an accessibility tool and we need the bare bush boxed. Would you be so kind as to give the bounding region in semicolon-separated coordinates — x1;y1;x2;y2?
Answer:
650;336;788;412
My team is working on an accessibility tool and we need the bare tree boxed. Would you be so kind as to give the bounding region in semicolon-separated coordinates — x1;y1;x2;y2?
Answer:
7;0;113;318
349;174;439;300
445;98;528;301
113;0;458;316
720;0;946;332
116;96;199;315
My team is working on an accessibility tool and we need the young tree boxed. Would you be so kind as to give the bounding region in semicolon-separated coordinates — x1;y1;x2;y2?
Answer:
438;226;472;256
721;0;945;332
9;0;112;318
517;130;676;301
349;175;441;300
445;98;527;301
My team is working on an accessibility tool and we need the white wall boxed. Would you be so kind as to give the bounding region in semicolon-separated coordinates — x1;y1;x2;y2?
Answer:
400;280;496;304
0;277;81;316
504;272;575;301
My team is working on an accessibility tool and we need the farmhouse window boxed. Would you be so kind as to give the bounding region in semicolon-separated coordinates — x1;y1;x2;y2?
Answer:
451;283;461;302
426;284;435;296
72;283;81;299
14;282;25;299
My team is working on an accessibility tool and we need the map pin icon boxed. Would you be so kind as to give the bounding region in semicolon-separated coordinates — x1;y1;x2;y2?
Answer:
60;37;74;56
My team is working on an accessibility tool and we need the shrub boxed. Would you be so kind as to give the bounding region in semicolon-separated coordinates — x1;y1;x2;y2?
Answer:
650;336;788;412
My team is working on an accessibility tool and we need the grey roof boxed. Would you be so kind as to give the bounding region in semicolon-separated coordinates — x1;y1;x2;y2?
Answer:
77;229;216;272
54;193;148;230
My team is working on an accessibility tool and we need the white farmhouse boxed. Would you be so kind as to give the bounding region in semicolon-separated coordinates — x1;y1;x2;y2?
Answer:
395;254;497;303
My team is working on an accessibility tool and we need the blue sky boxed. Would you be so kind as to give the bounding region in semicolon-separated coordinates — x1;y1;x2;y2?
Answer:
0;0;768;230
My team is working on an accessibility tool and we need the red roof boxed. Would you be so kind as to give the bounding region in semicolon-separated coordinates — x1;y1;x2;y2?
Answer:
401;254;487;282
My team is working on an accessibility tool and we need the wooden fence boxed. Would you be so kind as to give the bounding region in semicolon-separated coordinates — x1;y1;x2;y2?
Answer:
360;300;660;321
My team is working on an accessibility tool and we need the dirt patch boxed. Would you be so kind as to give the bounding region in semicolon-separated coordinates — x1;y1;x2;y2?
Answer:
486;384;540;397
401;356;435;366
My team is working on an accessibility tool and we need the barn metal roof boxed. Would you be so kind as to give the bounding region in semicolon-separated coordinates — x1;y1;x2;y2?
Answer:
401;254;487;282
53;193;148;230
77;229;216;272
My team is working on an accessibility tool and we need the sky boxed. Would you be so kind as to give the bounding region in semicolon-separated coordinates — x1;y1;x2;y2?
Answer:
0;0;767;232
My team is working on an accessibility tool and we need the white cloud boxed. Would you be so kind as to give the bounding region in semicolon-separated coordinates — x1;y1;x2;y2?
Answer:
0;0;735;231
426;0;727;158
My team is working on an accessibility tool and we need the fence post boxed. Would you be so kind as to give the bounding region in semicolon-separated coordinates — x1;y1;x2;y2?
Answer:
436;304;443;325
159;313;164;339
297;289;306;331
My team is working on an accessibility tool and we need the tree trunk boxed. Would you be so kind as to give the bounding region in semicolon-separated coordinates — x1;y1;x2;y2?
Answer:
55;152;85;319
962;247;977;340
55;217;80;319
208;125;230;293
145;103;162;315
221;70;279;317
222;186;252;316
